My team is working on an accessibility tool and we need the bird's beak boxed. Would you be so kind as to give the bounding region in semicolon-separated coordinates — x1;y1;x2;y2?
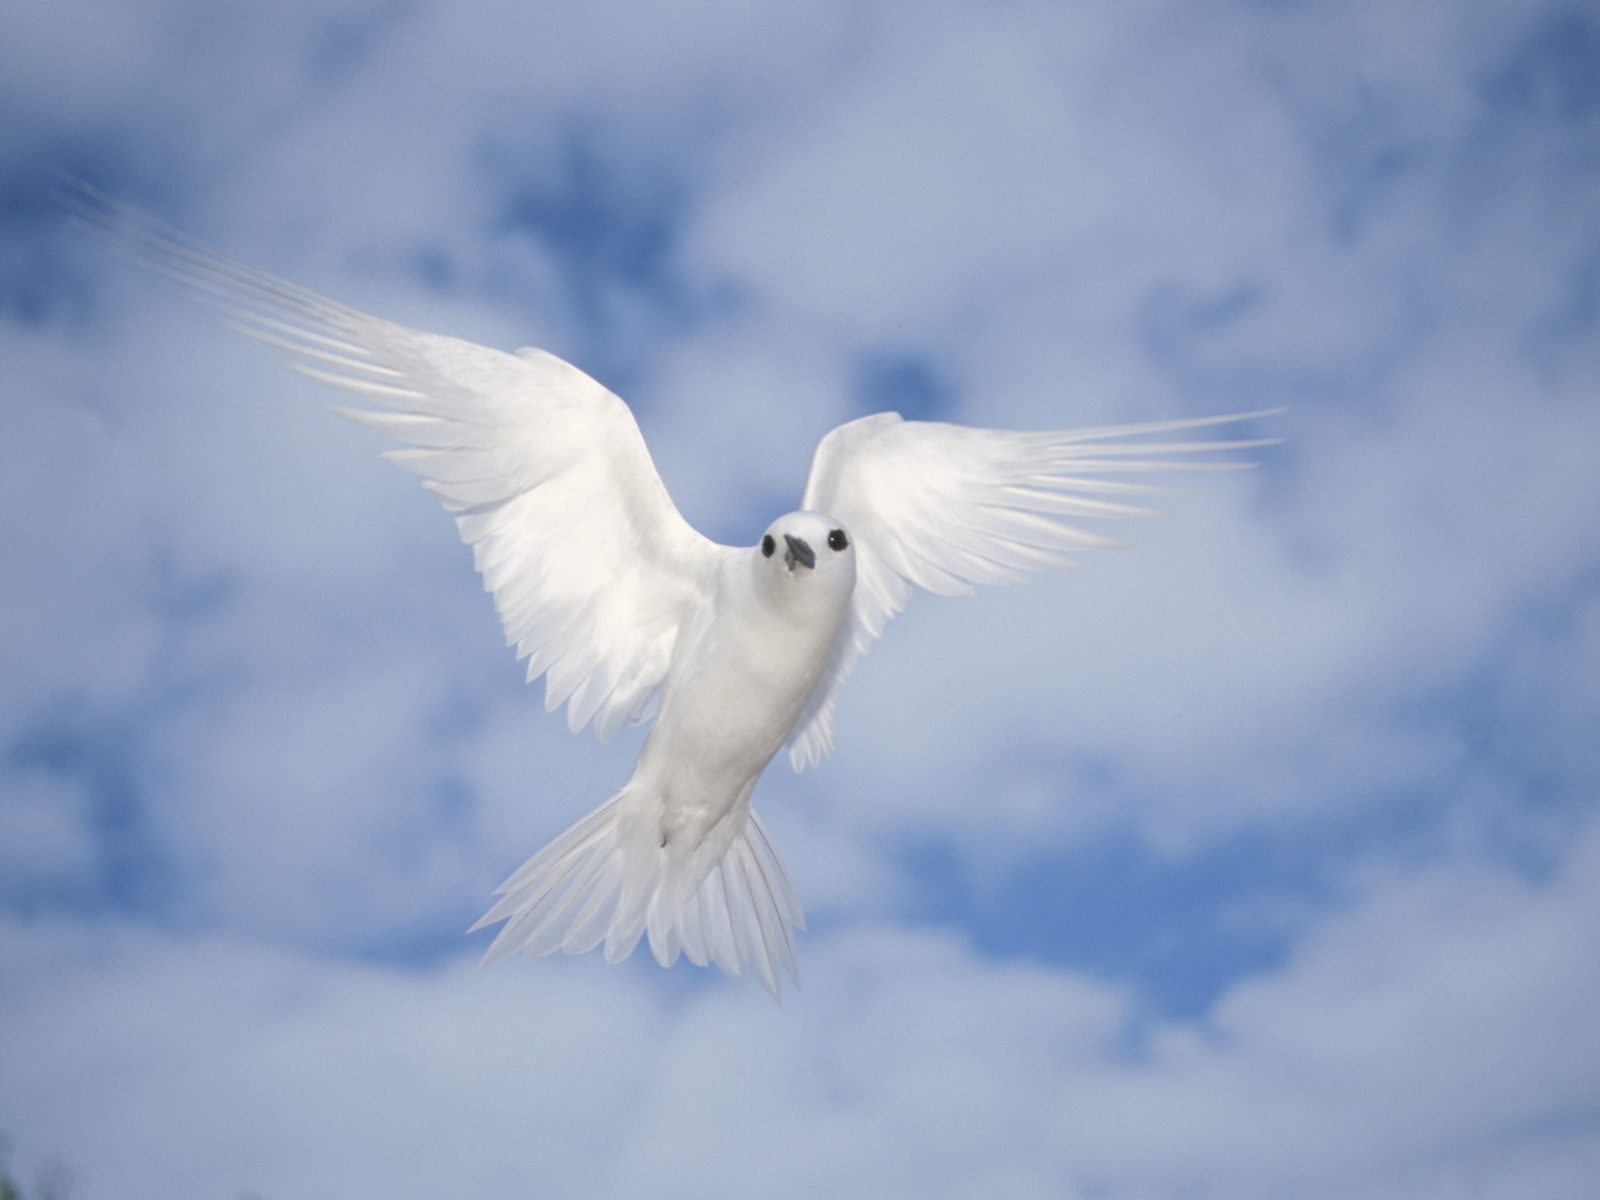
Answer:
783;534;816;571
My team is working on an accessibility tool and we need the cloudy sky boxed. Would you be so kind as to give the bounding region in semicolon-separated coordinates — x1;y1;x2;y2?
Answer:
3;0;1599;1196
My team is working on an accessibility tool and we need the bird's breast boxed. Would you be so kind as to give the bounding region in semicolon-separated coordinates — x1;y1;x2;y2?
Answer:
641;577;845;792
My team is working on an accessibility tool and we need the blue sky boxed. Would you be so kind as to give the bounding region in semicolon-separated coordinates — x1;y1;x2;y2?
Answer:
3;1;1599;1196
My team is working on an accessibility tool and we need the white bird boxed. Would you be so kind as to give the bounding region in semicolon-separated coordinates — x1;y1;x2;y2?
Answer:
71;185;1277;999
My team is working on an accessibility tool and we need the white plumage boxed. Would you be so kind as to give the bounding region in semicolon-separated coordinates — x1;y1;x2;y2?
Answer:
71;185;1277;999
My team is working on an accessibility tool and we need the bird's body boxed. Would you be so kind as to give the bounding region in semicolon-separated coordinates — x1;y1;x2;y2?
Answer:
71;184;1277;998
646;515;854;805
471;512;857;991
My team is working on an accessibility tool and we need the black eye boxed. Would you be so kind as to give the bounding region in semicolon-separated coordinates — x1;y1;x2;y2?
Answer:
761;534;775;557
828;529;848;552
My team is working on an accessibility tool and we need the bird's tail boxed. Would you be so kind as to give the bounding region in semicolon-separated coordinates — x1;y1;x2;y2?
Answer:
470;791;805;999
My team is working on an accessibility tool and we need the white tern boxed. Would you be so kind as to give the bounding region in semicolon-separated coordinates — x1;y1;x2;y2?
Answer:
72;185;1278;999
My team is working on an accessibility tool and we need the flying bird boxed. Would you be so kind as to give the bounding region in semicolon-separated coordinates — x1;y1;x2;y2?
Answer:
69;185;1277;999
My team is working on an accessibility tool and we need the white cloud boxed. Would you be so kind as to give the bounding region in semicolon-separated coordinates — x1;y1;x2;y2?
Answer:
2;813;1596;1199
0;325;167;730
3;0;1599;1194
0;770;97;891
4;0;1590;906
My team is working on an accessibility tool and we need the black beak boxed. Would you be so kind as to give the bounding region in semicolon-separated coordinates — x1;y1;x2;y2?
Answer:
783;534;816;571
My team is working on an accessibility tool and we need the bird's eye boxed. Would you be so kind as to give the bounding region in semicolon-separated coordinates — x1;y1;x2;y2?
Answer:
828;529;848;552
761;534;775;558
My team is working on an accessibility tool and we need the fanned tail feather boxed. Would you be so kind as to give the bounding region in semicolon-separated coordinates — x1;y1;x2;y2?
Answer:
472;795;804;1000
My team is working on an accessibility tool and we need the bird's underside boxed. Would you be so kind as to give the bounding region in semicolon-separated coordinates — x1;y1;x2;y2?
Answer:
65;180;1280;1000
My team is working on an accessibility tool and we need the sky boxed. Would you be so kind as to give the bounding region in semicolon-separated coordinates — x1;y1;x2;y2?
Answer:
2;0;1599;1196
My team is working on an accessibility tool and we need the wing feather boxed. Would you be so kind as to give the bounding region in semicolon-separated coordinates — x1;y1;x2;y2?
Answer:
788;408;1280;769
69;185;722;740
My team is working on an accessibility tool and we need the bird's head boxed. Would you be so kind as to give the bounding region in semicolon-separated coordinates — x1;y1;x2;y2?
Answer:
754;511;856;609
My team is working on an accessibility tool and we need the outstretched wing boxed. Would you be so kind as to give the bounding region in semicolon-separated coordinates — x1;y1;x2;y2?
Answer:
788;409;1280;769
71;187;723;742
